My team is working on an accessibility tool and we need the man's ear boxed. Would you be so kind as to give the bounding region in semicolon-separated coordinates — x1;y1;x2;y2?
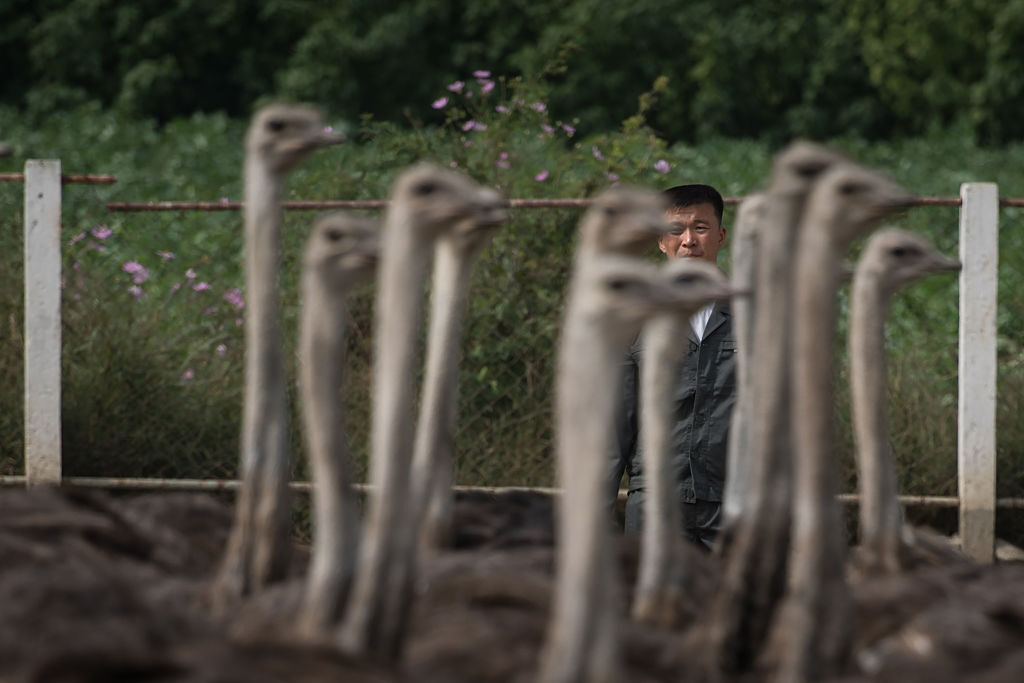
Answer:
718;226;727;247
657;235;669;255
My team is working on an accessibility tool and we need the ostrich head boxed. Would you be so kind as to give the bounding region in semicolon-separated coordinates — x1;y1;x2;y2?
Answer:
768;140;848;197
246;104;343;174
389;163;506;240
857;228;961;291
304;212;380;290
804;163;916;246
579;186;670;256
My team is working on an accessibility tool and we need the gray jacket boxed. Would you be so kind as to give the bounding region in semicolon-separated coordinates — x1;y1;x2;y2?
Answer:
610;303;737;505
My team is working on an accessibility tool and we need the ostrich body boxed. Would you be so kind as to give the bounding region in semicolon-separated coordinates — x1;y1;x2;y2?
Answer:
339;164;505;659
767;163;913;682
296;213;380;636
215;105;341;607
632;259;740;628
850;229;959;575
704;141;846;674
410;207;506;554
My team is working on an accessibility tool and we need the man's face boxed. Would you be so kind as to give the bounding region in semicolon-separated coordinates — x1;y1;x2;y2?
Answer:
657;203;726;264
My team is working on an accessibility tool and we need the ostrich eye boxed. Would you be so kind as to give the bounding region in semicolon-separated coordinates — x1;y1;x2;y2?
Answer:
413;181;437;196
673;274;697;285
606;278;631;292
325;228;345;242
266;119;286;132
889;246;919;259
838;181;864;196
795;162;824;178
603;206;618;218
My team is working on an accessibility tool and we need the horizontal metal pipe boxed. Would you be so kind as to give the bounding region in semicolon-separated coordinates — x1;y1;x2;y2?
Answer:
102;196;1024;212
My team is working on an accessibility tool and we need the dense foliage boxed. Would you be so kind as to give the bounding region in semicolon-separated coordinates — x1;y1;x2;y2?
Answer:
4;0;1024;143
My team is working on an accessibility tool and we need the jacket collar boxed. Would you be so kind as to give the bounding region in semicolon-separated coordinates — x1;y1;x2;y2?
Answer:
687;301;731;345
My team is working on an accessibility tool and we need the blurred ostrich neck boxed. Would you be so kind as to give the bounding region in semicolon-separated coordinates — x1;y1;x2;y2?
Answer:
340;199;431;658
635;315;688;608
542;279;624;683
300;265;359;630
243;160;286;469
850;271;901;564
411;237;474;544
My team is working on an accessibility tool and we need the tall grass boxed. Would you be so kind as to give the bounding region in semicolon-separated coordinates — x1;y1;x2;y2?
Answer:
1;74;1023;540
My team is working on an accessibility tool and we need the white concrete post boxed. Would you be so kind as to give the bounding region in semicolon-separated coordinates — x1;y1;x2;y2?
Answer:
24;160;62;486
958;182;998;563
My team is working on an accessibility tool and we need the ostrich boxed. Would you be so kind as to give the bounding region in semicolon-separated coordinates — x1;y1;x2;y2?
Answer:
338;163;506;660
409;203;507;554
295;212;380;636
213;104;342;609
765;162;914;683
849;228;961;575
703;141;846;675
631;258;745;628
538;187;738;683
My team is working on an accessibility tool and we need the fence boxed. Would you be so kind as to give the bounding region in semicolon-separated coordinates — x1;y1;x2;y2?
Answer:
3;159;1023;563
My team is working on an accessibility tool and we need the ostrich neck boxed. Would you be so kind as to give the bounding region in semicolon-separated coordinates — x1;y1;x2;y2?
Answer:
299;270;359;630
410;238;475;536
540;276;626;683
722;207;758;522
340;200;432;658
791;228;845;567
850;274;901;561
242;159;287;473
636;315;689;599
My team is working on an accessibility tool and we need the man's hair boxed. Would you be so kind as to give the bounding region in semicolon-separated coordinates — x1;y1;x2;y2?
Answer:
661;184;724;224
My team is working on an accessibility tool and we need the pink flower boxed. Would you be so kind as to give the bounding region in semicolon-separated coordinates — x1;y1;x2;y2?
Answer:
218;197;230;204
182;368;194;381
91;225;112;240
530;102;546;112
654;159;671;174
606;172;620;182
535;170;549;182
185;268;197;280
216;344;227;357
592;145;604;161
472;70;491;78
462;120;477;131
170;283;182;294
541;124;554;134
561;123;576;136
223;288;245;309
68;231;86;246
156;250;175;260
122;261;149;283
481;80;495;93
193;281;211;292
432;97;449;109
128;285;143;299
449;161;458;168
447;81;465;92
495;105;509;114
88;241;106;252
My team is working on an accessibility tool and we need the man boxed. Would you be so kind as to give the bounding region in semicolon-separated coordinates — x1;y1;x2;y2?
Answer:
610;183;736;550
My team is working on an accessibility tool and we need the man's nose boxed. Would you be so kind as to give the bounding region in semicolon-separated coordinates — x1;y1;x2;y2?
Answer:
681;228;697;245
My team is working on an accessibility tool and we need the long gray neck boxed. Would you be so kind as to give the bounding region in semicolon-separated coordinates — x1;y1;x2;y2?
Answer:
850;271;902;570
340;199;432;658
410;236;475;551
298;267;359;633
633;314;690;618
539;275;627;683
